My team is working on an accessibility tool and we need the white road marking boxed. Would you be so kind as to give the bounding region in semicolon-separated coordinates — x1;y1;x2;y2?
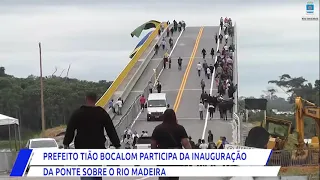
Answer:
130;111;142;128
202;26;222;139
131;90;144;93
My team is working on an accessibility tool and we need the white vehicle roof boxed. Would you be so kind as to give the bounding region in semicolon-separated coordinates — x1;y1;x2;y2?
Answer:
30;138;56;142
28;138;59;149
148;93;166;100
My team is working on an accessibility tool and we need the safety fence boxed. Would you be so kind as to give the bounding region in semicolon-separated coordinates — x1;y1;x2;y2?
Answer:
267;148;319;166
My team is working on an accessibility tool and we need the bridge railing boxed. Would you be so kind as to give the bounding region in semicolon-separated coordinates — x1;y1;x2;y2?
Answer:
231;23;240;145
233;23;238;115
267;148;319;166
232;113;241;145
114;56;164;138
113;27;171;138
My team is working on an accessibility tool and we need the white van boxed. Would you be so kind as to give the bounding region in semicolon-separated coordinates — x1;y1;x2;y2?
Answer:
147;93;168;121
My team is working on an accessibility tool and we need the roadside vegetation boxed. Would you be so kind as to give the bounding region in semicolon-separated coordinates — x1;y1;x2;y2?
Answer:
0;66;112;148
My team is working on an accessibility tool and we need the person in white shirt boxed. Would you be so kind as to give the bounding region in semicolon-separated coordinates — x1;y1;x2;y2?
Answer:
206;67;211;79
199;101;205;120
199;139;208;149
177;23;181;32
196;62;202;77
224;34;229;44
116;98;123;115
123;134;133;149
132;131;139;146
161;39;166;50
132;131;139;139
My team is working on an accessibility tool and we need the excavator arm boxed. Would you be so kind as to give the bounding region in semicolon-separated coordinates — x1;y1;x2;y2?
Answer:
295;97;320;148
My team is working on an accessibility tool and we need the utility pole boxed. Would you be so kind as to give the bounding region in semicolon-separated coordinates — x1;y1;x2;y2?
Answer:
39;42;45;132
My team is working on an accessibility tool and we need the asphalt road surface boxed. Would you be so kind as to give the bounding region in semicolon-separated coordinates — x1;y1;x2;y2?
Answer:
132;26;233;143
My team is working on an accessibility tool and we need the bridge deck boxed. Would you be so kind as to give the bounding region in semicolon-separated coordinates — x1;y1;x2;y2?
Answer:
113;31;181;124
132;26;233;143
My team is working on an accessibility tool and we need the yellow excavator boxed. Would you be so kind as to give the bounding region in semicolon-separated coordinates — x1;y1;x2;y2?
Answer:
262;97;320;165
294;97;319;149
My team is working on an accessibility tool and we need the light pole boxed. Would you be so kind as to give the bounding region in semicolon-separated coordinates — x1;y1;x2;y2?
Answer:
39;42;45;132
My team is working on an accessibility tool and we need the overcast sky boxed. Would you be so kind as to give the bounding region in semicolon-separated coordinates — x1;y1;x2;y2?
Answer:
0;0;319;97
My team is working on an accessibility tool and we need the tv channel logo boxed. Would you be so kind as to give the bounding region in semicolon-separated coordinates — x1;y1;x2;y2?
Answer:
306;1;314;15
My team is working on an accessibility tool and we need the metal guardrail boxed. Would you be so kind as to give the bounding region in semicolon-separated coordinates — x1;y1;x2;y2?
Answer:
120;23;172;103
232;113;240;145
230;23;240;145
268;148;319;167
233;23;238;115
113;35;169;138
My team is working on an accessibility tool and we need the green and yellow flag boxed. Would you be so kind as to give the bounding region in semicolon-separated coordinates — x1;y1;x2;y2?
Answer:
131;20;161;38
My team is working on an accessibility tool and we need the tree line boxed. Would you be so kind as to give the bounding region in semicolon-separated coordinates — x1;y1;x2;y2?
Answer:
0;67;112;138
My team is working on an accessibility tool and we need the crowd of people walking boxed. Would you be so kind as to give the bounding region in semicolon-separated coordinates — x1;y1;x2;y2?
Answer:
197;17;237;121
123;17;238;151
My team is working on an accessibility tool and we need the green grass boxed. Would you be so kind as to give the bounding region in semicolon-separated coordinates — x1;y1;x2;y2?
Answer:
0;124;68;150
0;140;25;150
0;131;41;150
